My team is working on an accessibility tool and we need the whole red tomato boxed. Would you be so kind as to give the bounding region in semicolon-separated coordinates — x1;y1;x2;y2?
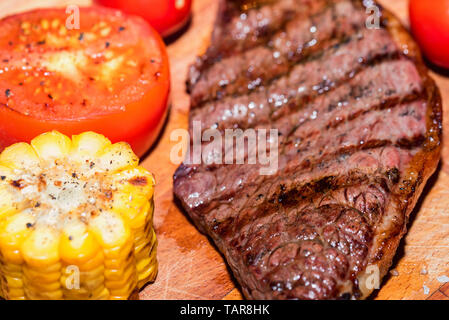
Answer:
95;0;192;37
410;0;449;69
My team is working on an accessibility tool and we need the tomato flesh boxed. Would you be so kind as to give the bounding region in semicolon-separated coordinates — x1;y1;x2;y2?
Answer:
0;7;170;156
95;0;192;37
410;0;449;69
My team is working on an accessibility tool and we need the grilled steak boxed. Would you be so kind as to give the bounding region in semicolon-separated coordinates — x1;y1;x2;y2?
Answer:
174;0;442;299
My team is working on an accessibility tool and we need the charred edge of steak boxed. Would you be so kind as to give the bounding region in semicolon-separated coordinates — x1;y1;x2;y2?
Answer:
353;3;443;299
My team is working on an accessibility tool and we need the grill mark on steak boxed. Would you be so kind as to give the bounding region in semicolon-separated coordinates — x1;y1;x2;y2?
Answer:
326;93;421;129
187;59;424;178
214;167;391;238
174;0;442;300
284;100;427;153
203;0;329;67
191;30;404;135
204;144;416;234
190;0;368;108
188;0;331;91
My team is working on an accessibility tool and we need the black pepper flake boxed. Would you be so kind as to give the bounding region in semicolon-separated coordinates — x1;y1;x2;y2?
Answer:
49;194;56;200
18;82;23;86
69;236;73;241
37;39;46;45
78;32;84;41
5;89;11;98
72;172;78;179
8;41;13;46
118;26;125;32
150;58;156;63
26;223;33;229
35;202;41;208
48;93;53;100
0;176;5;180
2;59;9;63
340;293;351;300
105;41;110;48
11;180;23;188
90;162;95;169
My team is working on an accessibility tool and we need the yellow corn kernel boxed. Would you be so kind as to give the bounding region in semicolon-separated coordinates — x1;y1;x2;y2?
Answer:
76;251;104;271
70;132;111;163
89;211;131;249
111;168;155;232
0;164;13;177
60;221;101;265
0;143;39;170
0;185;20;220
22;226;61;268
0;211;35;264
113;166;155;198
7;288;26;300
97;142;139;172
4;275;23;288
31;131;72;160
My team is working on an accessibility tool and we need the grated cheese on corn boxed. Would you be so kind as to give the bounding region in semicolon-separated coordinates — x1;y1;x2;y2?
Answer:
0;131;157;300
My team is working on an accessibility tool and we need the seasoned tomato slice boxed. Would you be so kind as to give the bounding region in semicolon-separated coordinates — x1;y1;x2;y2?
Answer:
0;7;170;156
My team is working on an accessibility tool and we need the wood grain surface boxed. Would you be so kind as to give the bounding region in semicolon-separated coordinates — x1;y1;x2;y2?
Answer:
2;0;448;300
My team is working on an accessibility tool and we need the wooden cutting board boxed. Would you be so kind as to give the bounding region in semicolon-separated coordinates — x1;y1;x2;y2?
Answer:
3;0;449;300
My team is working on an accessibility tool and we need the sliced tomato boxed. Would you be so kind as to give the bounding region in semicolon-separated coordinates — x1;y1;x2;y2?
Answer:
0;7;170;156
95;0;192;37
410;0;449;69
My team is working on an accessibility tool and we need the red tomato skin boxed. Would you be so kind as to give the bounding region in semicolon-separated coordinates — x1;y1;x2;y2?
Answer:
95;0;192;37
0;71;170;157
0;7;171;157
409;0;449;69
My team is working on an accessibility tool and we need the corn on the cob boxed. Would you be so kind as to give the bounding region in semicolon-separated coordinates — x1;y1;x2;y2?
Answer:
0;131;157;300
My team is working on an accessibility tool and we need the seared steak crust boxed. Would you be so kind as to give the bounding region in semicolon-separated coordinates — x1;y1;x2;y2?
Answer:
175;0;442;299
